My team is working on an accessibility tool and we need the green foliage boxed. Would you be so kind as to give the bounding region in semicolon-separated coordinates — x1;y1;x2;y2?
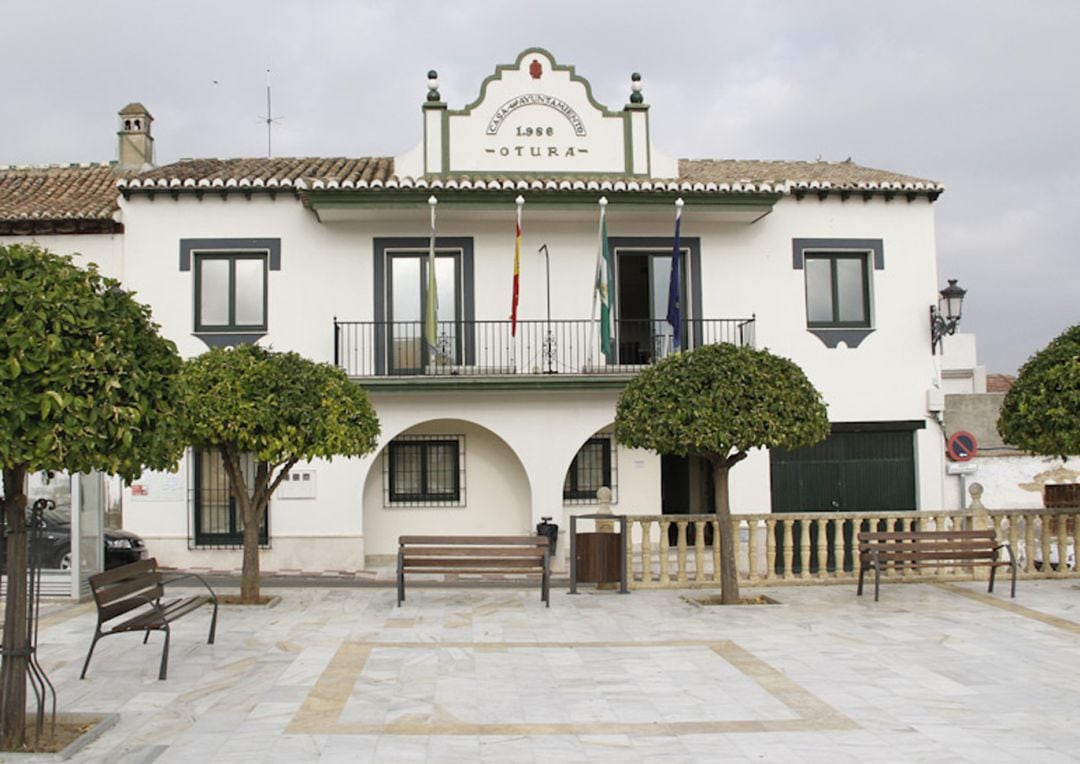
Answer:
615;343;830;461
181;344;380;466
998;324;1080;459
0;243;184;480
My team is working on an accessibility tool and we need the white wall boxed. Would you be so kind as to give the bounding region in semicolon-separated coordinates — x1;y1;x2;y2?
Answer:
944;455;1078;510
0;232;125;279
103;177;948;570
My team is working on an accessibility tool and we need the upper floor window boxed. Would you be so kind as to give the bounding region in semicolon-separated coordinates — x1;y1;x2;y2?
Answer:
195;253;267;332
804;253;871;329
792;238;882;349
180;238;281;343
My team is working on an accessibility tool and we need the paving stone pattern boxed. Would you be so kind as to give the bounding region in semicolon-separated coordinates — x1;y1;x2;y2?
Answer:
10;580;1080;762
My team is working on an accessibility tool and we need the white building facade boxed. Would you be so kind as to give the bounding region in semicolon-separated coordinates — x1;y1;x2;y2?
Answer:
2;49;951;573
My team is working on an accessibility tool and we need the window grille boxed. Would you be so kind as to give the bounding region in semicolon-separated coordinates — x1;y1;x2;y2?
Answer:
383;435;465;507
190;450;268;548
563;435;617;504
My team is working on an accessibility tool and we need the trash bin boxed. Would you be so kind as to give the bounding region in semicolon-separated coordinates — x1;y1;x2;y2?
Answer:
536;516;559;556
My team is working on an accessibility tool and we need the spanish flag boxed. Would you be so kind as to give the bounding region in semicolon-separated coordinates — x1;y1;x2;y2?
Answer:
510;196;523;336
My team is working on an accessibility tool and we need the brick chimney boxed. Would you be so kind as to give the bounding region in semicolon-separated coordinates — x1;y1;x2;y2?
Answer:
117;103;154;170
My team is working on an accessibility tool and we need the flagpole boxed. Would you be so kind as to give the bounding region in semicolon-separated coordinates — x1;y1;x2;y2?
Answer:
666;197;684;356
425;195;438;366
588;196;608;367
510;195;523;368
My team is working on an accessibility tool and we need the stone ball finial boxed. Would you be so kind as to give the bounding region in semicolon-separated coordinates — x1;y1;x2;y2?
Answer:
596;486;613;505
630;72;644;104
969;482;983;500
426;70;441;102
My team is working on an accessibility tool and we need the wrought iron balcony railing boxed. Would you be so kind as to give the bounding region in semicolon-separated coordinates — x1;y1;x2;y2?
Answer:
333;317;755;377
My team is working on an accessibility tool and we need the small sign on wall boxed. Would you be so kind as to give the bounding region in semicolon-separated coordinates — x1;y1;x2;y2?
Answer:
129;469;185;502
278;469;316;499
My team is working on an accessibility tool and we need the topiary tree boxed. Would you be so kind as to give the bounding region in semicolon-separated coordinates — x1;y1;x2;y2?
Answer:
0;243;184;750
181;345;380;603
616;343;829;604
998;323;1080;460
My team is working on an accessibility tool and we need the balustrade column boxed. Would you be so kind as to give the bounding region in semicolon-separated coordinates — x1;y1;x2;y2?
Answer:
781;520;794;579
640;520;653;584
658;520;670;584
765;518;777;580
694;523;706;582
746;521;759;581
675;521;688;583
815;518;828;579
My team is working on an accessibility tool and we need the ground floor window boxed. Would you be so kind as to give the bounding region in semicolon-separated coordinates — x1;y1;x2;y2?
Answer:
384;435;465;507
192;449;267;547
564;435;617;504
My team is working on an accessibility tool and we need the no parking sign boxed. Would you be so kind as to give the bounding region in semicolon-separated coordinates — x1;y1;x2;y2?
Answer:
946;431;978;462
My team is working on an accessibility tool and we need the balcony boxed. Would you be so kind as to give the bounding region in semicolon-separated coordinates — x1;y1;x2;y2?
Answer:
334;318;755;379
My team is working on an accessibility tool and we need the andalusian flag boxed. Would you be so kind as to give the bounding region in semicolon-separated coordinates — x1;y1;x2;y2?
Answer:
666;198;684;348
593;197;614;358
510;196;523;336
424;195;438;360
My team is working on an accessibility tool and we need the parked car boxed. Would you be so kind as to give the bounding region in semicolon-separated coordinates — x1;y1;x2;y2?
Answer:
2;504;147;571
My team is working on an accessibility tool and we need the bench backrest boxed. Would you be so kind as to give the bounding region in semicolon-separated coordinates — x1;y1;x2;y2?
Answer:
88;558;164;623
857;530;1000;562
398;536;549;569
399;535;550;548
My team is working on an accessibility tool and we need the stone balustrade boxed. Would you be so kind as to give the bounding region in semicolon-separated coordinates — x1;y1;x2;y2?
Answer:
617;508;1079;589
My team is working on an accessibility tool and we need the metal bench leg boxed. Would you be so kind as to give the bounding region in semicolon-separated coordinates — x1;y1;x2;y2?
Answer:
397;550;405;606
208;600;219;644
158;624;171;681
988;564;997;593
143;628;152;644
79;630;102;680
857;566;865;596
874;563;881;603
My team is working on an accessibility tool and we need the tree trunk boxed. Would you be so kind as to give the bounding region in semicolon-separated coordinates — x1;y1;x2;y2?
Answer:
1;464;29;750
239;502;263;603
711;456;742;605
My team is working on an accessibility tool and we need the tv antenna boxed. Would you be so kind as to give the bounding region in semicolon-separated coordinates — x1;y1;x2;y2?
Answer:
258;68;283;157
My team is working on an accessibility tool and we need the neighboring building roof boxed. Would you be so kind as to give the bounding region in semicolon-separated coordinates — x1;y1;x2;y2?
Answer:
986;374;1016;393
114;156;942;198
0;164;126;234
119;103;151;116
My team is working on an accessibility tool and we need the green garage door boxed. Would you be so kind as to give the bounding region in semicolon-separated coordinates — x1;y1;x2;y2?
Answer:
769;422;923;572
770;422;922;513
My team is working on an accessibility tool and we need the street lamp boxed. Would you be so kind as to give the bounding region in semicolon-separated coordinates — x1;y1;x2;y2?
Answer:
930;278;967;353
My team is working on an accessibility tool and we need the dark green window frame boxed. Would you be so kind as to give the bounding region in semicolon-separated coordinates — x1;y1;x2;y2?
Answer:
192;449;268;548
194;252;268;332
804;252;871;329
563;436;615;503
387;438;462;504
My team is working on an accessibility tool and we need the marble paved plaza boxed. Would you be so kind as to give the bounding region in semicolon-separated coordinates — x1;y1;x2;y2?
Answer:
11;578;1080;762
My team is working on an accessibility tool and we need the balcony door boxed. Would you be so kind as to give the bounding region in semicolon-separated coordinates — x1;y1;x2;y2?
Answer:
375;237;475;376
388;251;461;374
613;243;694;365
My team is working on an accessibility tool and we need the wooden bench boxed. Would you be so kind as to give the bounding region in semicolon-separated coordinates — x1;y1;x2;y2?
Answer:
397;535;551;607
80;558;218;680
857;529;1017;601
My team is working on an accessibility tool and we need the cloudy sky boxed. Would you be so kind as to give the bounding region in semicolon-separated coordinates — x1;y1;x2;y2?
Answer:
3;1;1076;374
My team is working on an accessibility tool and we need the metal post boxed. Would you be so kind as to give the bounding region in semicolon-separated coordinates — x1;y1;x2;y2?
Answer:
539;244;556;373
568;514;579;594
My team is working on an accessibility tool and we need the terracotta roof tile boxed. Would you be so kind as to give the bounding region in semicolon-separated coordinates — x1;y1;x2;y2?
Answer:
1;155;944;227
986;374;1016;393
679;159;941;190
0;164;126;223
